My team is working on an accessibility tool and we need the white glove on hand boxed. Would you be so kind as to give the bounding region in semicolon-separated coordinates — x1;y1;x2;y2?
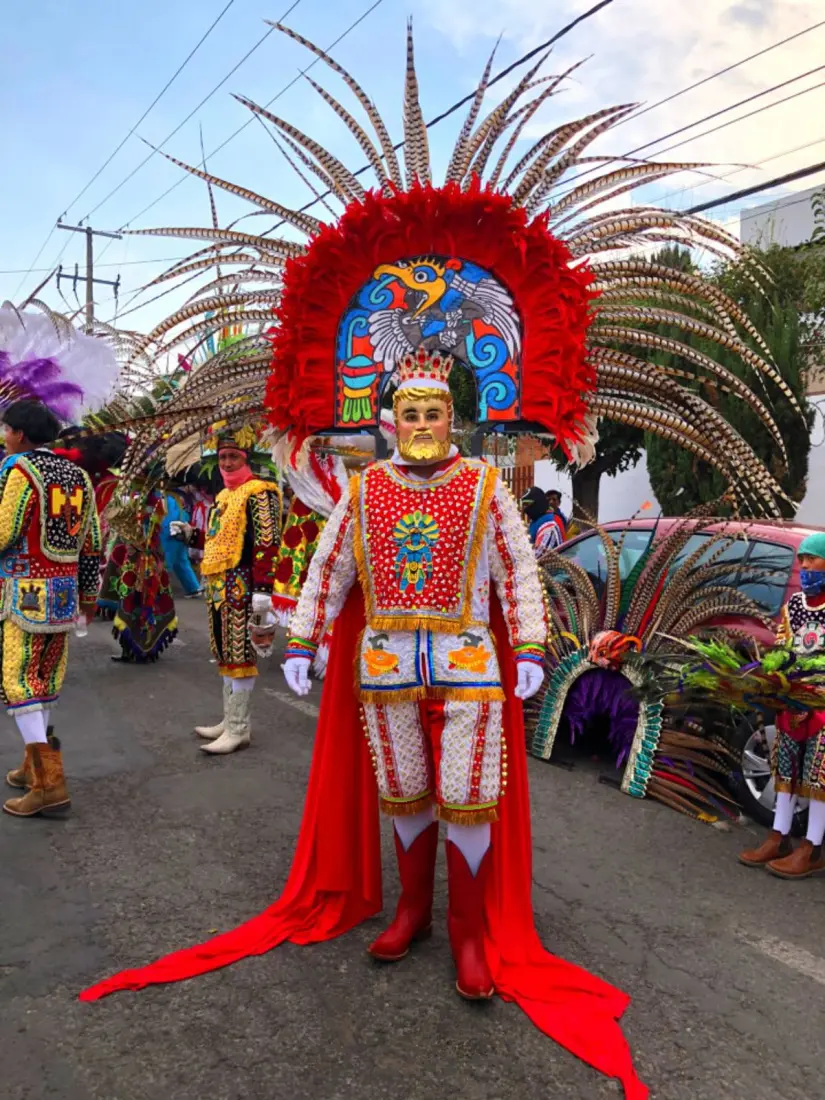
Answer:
169;520;193;541
283;656;311;696
514;661;544;700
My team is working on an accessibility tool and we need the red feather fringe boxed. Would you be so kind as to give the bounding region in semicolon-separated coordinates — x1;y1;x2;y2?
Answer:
265;178;597;457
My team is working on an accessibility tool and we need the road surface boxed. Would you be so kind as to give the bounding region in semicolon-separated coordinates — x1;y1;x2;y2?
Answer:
1;598;822;1100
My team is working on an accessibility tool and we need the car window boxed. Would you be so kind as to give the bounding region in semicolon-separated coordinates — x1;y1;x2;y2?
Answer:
557;529;654;592
669;533;748;585
670;533;793;617
739;541;795;617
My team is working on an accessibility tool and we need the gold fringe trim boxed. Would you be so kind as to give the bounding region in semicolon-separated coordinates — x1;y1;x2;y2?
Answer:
218;665;258;680
350;462;498;633
773;779;798;796
435;803;499;826
380;793;433;817
359;685;505;705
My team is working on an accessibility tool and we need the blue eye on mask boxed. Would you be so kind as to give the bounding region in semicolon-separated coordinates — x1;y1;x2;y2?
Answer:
800;569;825;595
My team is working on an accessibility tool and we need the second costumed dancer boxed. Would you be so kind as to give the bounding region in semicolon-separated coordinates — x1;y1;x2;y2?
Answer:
172;422;282;754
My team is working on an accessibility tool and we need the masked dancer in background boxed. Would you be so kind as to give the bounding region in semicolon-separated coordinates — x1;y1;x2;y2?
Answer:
99;480;178;663
171;423;282;755
739;533;825;879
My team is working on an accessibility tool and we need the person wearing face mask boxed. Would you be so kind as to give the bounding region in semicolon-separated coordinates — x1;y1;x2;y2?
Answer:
170;423;281;755
739;533;825;878
521;486;565;554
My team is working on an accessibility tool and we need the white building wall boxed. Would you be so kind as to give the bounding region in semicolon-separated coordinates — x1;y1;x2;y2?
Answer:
740;185;820;249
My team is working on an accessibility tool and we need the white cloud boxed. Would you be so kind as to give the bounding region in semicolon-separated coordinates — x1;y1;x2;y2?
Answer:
418;0;825;216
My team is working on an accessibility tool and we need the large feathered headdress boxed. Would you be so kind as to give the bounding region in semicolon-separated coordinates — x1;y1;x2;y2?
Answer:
115;20;801;516
0;304;123;422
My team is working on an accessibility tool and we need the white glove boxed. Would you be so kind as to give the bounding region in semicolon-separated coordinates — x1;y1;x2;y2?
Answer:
169;520;193;541
283;656;311;696
514;661;544;700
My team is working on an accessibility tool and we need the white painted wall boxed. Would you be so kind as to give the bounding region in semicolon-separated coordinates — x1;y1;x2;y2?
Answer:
795;397;825;527
533;456;660;523
740;185;821;249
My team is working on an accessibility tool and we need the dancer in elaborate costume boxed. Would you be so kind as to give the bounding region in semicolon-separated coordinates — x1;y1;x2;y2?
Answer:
80;19;806;1099
735;533;825;876
0;304;121;817
174;423;282;754
283;346;546;982
99;484;178;662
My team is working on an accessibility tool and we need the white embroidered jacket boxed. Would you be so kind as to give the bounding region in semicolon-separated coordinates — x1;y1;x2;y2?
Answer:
289;455;546;702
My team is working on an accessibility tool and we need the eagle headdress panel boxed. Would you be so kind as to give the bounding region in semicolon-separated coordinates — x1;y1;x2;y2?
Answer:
115;19;806;517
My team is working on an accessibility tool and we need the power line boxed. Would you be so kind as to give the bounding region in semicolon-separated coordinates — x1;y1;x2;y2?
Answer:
66;0;239;219
108;0;390;237
0;256;191;275
81;0;303;224
106;0;395;322
11;0;240;302
258;14;825;235
687;159;825;214
652;135;825;209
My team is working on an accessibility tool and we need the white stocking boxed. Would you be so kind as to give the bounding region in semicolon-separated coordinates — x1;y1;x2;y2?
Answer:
14;710;48;745
393;807;436;851
446;821;491;876
230;677;255;695
773;791;797;835
805;799;825;846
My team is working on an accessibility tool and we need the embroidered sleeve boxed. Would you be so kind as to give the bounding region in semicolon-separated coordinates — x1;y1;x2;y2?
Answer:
78;479;103;601
248;488;283;591
0;467;35;552
288;491;357;649
272;496;327;616
775;602;793;647
487;478;547;654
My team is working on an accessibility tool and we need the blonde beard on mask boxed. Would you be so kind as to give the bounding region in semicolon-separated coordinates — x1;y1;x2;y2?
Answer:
397;431;452;464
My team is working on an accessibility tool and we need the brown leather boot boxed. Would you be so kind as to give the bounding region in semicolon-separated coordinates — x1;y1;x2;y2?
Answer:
767;839;825;879
6;745;34;790
738;830;793;867
368;823;439;961
3;737;70;817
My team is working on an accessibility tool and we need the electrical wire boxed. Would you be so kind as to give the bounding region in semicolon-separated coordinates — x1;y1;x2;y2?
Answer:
109;0;617;321
81;1;303;224
257;14;825;237
10;0;240;302
687;160;825;214
652;135;825;209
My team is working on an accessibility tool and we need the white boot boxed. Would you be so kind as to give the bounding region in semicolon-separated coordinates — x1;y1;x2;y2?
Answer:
194;680;232;740
200;688;252;755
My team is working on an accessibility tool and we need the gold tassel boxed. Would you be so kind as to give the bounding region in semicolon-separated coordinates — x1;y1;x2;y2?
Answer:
380;793;433;817
436;803;499;826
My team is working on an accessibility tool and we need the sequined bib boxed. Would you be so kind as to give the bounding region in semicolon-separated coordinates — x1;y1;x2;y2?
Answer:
352;458;497;634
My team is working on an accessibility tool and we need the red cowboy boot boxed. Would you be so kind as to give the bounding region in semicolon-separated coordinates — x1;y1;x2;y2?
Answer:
368;823;439;961
445;840;494;1000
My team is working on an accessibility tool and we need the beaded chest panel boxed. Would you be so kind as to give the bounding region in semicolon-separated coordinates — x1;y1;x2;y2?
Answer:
353;459;496;633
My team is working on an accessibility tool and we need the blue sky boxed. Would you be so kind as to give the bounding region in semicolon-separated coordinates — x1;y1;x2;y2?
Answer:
3;0;824;333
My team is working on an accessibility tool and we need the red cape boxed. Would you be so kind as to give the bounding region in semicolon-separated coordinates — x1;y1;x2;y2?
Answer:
79;592;647;1100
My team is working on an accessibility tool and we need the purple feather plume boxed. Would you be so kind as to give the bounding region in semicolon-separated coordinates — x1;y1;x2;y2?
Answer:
0;353;84;421
563;668;640;768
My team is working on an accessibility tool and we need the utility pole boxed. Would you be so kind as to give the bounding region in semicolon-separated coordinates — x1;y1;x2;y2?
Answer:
55;222;122;332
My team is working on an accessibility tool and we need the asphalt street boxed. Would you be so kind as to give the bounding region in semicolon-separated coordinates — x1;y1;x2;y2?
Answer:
1;596;823;1100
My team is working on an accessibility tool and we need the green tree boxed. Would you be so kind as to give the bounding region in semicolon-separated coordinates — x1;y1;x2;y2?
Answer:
646;244;817;516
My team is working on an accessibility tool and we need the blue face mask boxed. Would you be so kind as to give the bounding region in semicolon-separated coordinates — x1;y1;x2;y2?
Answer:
800;569;825;595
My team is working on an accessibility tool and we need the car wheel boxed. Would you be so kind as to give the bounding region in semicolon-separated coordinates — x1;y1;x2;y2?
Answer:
731;715;808;835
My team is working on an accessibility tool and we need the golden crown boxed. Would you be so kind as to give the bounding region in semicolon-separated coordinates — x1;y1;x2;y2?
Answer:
396;349;454;389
